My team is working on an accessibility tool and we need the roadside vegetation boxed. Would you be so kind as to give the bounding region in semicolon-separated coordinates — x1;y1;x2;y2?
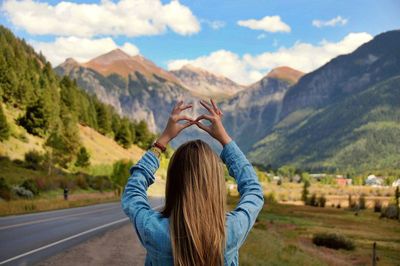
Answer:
227;196;400;266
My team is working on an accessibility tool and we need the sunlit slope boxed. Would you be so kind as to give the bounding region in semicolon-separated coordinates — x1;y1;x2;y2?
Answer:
0;105;144;165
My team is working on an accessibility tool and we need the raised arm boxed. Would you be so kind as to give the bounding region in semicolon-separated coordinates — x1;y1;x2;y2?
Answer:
220;141;264;247
121;150;159;244
195;99;264;248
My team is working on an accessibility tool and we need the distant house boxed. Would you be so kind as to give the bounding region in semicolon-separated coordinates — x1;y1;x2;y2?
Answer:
336;177;352;186
392;179;400;187
365;175;383;186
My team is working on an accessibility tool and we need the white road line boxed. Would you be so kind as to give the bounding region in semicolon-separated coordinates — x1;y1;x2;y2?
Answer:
0;203;164;265
0;206;117;230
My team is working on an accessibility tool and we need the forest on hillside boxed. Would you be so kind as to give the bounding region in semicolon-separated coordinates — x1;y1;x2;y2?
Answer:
0;25;155;169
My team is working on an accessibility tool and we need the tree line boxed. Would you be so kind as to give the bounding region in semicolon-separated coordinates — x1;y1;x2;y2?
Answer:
0;25;155;168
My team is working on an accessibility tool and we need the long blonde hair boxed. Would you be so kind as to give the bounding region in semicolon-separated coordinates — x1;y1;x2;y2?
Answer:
162;140;226;266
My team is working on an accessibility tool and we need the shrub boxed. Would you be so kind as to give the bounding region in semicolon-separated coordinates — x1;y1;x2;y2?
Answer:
76;174;89;190
88;176;112;191
0;177;12;200
75;147;91;168
348;194;356;209
265;192;277;204
12;186;34;199
24;150;44;170
21;179;39;195
336;203;341;209
380;205;399;219
374;200;382;213
312;233;355;250
359;193;366;210
307;193;318;207
318;195;327;207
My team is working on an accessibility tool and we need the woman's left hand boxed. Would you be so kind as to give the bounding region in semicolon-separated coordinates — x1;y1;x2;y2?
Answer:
156;100;195;147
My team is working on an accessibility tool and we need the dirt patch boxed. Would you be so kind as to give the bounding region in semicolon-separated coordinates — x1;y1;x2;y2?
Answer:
36;224;146;266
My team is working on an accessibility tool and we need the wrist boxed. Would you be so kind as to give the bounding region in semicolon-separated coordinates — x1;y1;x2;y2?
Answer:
156;133;170;147
219;133;232;146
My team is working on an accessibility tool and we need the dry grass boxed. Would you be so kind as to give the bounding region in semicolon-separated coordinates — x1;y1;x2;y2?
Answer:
260;182;395;208
236;199;400;266
79;124;144;165
0;191;119;216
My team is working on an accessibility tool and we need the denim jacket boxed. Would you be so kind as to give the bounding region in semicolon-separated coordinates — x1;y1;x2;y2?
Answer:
121;141;264;266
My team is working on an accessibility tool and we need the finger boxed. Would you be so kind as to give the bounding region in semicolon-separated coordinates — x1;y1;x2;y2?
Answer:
199;100;215;114
195;121;211;133
174;100;184;110
177;115;194;122
210;99;218;112
178;104;193;112
181;121;196;129
195;114;213;122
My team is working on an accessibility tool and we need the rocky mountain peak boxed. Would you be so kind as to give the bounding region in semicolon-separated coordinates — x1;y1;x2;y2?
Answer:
171;64;244;98
266;66;304;84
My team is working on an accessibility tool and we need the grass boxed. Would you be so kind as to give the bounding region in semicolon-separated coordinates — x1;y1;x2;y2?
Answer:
233;198;400;266
0;190;119;216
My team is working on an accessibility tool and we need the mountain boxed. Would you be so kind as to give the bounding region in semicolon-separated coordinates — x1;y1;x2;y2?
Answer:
266;66;304;85
280;30;400;119
56;50;194;133
220;67;303;152
83;49;180;84
248;30;400;172
171;64;245;98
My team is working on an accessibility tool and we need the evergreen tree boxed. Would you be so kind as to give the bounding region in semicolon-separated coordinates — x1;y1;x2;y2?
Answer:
95;101;111;135
0;104;10;141
18;98;50;137
75;147;91;167
115;119;132;149
301;180;310;204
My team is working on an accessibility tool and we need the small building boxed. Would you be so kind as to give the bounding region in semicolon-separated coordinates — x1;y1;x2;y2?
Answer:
392;179;400;187
336;177;352;186
365;175;383;186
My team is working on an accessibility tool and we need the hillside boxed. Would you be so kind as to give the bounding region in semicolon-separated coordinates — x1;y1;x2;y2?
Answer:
249;30;400;172
220;68;299;152
0;25;153;170
0;105;144;164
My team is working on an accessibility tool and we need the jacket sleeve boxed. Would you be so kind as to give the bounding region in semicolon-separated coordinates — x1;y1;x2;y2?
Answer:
121;150;159;246
221;141;264;248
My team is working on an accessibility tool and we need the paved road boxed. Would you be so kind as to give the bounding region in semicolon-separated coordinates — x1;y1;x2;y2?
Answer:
0;197;164;266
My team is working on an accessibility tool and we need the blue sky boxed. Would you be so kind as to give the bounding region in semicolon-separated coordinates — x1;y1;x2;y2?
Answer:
1;0;399;84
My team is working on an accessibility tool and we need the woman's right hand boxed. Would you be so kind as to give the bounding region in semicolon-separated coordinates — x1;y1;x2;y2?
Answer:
195;99;232;146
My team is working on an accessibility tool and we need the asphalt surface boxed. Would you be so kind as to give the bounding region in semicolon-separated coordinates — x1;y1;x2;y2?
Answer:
0;197;164;266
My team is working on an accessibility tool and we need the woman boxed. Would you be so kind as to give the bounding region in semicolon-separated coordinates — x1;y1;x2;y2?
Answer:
122;99;264;266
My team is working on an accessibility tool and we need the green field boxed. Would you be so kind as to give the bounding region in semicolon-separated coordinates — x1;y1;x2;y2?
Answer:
235;199;400;266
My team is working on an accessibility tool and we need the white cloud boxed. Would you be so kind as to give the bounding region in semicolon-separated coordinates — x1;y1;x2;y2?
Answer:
201;19;226;30
257;33;267;40
168;32;372;85
30;37;140;66
1;0;200;37
238;16;291;33
312;16;348;28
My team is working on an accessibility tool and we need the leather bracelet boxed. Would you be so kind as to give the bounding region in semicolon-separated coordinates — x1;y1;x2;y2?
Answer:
153;141;166;152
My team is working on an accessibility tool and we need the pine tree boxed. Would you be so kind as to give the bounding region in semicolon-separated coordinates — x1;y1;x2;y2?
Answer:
0;103;10;141
95;101;111;135
116;119;132;149
75;147;91;168
18;98;50;137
